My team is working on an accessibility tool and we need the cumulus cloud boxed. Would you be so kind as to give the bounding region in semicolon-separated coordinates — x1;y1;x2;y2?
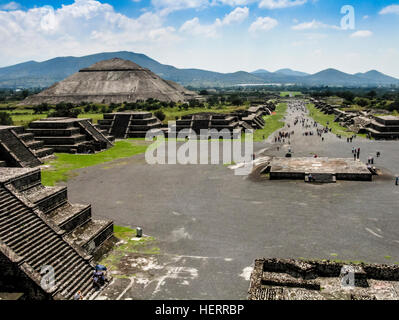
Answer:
292;19;339;30
179;6;249;38
152;0;210;15
0;0;179;64
222;6;249;24
258;0;307;9
249;16;278;32
379;4;399;15
0;1;21;10
350;30;373;38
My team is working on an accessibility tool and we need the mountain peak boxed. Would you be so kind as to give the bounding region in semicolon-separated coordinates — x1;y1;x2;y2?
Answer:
251;69;270;74
274;68;309;77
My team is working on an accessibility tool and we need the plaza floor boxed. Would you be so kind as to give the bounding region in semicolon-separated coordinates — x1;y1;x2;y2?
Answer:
65;101;399;300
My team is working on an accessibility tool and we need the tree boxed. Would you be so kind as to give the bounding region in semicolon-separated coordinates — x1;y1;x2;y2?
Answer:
0;112;13;125
356;98;369;107
50;102;81;118
366;90;377;99
154;110;166;122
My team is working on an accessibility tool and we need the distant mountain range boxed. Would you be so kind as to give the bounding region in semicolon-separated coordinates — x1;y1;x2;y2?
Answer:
0;51;398;88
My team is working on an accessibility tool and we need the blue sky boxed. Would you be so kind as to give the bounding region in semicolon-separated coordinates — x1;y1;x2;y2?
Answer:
0;0;398;77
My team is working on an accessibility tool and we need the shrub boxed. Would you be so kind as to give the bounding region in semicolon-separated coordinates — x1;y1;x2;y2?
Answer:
154;110;166;121
0;112;13;125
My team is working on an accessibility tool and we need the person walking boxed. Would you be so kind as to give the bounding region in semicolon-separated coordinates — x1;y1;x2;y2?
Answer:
396;176;399;186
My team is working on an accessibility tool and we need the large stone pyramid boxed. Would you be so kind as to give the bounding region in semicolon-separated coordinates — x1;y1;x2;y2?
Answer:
22;58;197;105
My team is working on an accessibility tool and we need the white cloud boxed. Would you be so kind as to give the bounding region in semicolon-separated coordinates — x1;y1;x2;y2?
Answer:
379;4;399;15
180;17;220;38
249;16;278;32
350;30;373;38
292;19;339;30
0;0;179;65
179;6;249;38
215;0;254;5
222;6;249;24
258;0;307;9
152;0;209;15
0;1;21;10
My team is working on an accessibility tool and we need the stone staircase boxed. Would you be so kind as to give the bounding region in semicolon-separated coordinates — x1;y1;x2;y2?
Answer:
0;126;53;168
0;168;114;299
77;119;114;150
98;112;162;139
109;114;131;138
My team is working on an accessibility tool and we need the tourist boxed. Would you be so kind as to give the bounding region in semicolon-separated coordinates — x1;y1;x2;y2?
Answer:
73;291;83;300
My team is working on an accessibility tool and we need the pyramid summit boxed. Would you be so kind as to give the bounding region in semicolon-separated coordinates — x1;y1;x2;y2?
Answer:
22;58;197;105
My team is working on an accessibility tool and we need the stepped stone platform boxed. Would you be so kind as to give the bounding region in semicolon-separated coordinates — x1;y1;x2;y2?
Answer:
97;111;163;139
28;118;114;154
233;106;269;130
267;157;372;182
0;167;114;300
21;58;197;105
249;258;399;300
367;116;399;140
0;126;53;168
174;113;245;139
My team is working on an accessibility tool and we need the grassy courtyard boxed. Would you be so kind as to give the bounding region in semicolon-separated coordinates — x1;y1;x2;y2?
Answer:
41;140;148;186
98;225;160;280
306;103;366;138
252;102;287;141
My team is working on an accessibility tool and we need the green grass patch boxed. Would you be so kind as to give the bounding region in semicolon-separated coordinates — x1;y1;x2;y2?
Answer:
11;113;48;126
306;103;366;138
41;140;148;186
78;113;104;124
252;103;287;142
98;225;160;276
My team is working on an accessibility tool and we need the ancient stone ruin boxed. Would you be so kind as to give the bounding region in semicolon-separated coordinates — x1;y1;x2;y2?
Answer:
249;258;399;300
366;116;399;140
97;111;163;139
27;118;114;154
251;157;374;183
233;105;271;130
174;113;245;139
0;167;113;300
0;126;53;168
21;58;198;105
311;98;399;140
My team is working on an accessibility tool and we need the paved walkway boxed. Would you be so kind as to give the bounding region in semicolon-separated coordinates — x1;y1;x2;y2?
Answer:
66;100;399;300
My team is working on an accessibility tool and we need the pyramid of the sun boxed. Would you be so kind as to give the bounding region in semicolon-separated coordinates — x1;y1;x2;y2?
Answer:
22;58;197;105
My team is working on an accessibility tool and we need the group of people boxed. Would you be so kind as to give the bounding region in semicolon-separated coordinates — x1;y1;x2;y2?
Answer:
275;130;293;144
73;264;108;300
352;147;361;160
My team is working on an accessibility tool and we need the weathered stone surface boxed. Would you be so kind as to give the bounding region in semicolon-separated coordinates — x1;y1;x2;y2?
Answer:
0;126;53;167
28;118;113;154
21;58;198;105
249;258;399;300
0;167;114;300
